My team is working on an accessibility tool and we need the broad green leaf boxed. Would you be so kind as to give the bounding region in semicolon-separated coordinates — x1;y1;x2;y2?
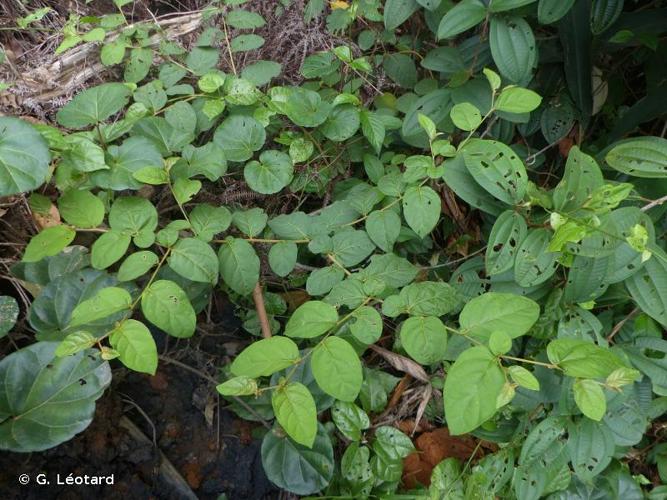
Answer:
117;251;159;282
141;280;196;338
552;146;604;212
226;9;266;28
383;53;418;89
383;0;419;30
489;0;537;12
559;1;593;119
360;110;385;153
489;16;536;83
124;47;152;83
109;196;158;236
437;0;487;40
538;0;575;24
567;419;614;480
172;178;201;205
272;382;317;447
189;204;231;242
285;301;338;339
307;266;345;296
261;423;334;495
169;238;219;284
442;154;506;215
349;306;382;344
402;185;441;238
100;39;126;66
69;287;131;328
401;88;452;146
573;379;607;420
312;336;363;402
485;210;527;275
332;401;370;441
58;190;105;228
365;210;401;252
626;254;667;327
284;88;332;128
233;208;267;236
489;330;512;355
321;105;360;142
514;228;559;286
460;292;540;341
605;137;667;178
269;212;313;240
94;136;164;190
213;115;266;162
495;87;542;113
268;241;298;277
373;426;415;460
462;139;528;204
547;339;626;378
216;376;258;396
56;83;131;129
450;102;482;131
0;296;19;337
231;336;300;378
91;230;131;270
518;416;567;466
422;47;466;77
0;342;111;451
60;135;107;173
562;255;611;303
541;97;577;143
444;346;505;435
244;150;294;194
590;0;624;35
109;319;158;375
23;226;76;263
400;316;448;365
331;230;375;267
54;330;96;357
0;117;51;196
218;237;260;295
230;34;265;53
241;60;281;86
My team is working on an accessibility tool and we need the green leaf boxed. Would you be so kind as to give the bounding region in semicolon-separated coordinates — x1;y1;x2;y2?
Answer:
321;105;360;142
489;330;512;355
514;228;559;286
489;16;536;83
268;242;297;277
244;150;294;194
437;0;487;40
489;0;537;12
261;423;334;495
626;255;667;327
312;336;362;402
349;306;382;345
23;226;76;263
605;137;667;178
553;146;604;212
547;339;626;378
0;342;111;452
538;0;575;24
141;280;196;338
331;230;375;267
233;208;267;237
100;39;126;66
56;83;131;129
573;379;606;420
213;115;266;162
373;426;415;460
462;139;528;204
442;154;506;215
590;0;624;35
94;136;164;190
559;1;593;119
91;230;131;270
382;53;418;89
332;401;370;441
230;34;265;53
168;238;218;284
485;210;527;275
0;117;51;197
226;9;266;28
272;382;317;447
69;287;132;328
218;237;260;295
495;87;542;113
402;185;441;238
241;60;281;86
285;301;338;339
365;210;401;252
54;330;97;357
400;316;448;365
231;336;300;378
58;190;104;228
109;319;158;375
450;102;482;131
0;296;19;337
444;346;505;435
117;251;159;282
190;204;231;241
567;418;614;480
216;376;258;396
124;48;152;83
460;292;540;341
383;0;419;30
284;88;332;128
508;365;540;390
360;110;385;153
307;266;344;296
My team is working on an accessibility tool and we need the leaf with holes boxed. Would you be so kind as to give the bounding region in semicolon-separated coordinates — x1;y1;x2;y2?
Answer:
489;16;536;83
605;137;667;178
514;228;559;287
485;210;528;275
141;280;196;338
402;186;441;238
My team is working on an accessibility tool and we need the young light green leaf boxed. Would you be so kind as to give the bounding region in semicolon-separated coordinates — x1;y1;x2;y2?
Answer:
460;292;540;341
495;87;543;113
400;316;448;365
285;301;338;339
23;226;76;263
272;382;317;447
573;379;606;421
216;376;258;396
231;336;300;378
268;241;298;277
218;237;260;295
450;102;482;131
109;319;158;375
489;330;512;355
69;287;132;328
508;365;540;391
402;185;441;238
547;339;626;378
117;251;159;282
141;280;196;338
91;230;131;270
54;331;97;357
169;238;219;284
